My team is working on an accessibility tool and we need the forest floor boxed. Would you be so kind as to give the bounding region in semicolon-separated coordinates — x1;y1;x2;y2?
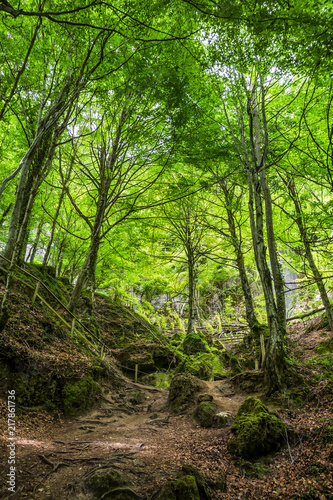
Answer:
1;318;333;499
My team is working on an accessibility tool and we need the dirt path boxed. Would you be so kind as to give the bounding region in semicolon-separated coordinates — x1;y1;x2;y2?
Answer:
0;378;253;499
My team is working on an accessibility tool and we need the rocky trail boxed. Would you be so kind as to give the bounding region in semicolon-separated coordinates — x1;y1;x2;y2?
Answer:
1;377;254;499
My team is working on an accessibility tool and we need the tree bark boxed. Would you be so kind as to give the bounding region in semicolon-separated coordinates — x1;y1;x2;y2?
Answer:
288;181;333;332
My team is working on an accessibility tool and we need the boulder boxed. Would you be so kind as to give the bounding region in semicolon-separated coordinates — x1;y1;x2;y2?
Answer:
213;411;233;428
182;333;210;356
82;468;142;499
227;396;286;460
193;401;218;428
167;373;205;414
151;464;210;500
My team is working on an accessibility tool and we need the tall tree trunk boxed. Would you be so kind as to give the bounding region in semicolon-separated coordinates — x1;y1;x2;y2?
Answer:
42;185;66;271
251;96;286;331
187;254;195;335
289;181;333;332
221;182;259;331
29;211;45;263
251;164;286;394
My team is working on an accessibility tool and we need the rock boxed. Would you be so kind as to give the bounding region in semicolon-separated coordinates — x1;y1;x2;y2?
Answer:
167;373;205;414
227;396;286;460
230;371;264;393
151;464;210;500
176;476;200;499
182;333;210;356
83;468;132;495
175;352;227;381
114;343;175;373
213;411;233;428
81;468;142;499
181;465;210;499
198;394;213;403
141;372;172;389
193;401;218;428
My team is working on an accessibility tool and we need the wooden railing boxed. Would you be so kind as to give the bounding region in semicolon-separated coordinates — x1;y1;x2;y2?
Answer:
0;256;107;356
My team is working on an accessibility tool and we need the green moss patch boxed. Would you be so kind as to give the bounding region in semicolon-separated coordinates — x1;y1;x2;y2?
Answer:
167;373;206;414
193;401;218;428
62;375;101;415
175;352;227;381
141;372;172;389
151;464;210;500
182;333;210;356
227;396;286;460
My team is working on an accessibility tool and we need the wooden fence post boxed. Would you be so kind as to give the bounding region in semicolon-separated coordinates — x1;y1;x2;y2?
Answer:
135;364;138;383
260;333;266;367
31;281;40;305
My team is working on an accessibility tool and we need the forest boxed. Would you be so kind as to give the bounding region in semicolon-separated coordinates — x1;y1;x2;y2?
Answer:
0;1;333;499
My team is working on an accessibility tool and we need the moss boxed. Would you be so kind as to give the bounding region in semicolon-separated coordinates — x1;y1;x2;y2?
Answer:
114;343;175;373
316;339;333;354
175;352;226;381
193;401;218;428
171;331;185;345
84;468;131;495
14;373;57;408
62;375;101;415
181;465;210;499
176;475;200;499
141;372;172;389
167;373;205;414
229;355;242;374
182;333;210;356
236;459;270;478
151;464;210;500
227;396;286;460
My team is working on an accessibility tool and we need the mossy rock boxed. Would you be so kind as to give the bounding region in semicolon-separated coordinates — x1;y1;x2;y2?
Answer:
171;331;185;345
167;373;206;414
182;333;210;356
62;376;101;415
151;481;177;500
14;373;58;408
181;465;210;499
198;394;213;403
83;468;141;499
230;371;264;393
213;411;233;428
114;343;175;372
84;468;131;495
151;464;210;500
175;352;226;381
193;401;218;428
227;396;286;460
229;355;242;374
141;372;172;390
176;475;200;499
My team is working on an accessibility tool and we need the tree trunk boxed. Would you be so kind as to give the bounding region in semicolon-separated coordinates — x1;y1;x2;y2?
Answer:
289;181;333;332
251;96;286;330
221;182;259;331
29;211;45;263
42;185;66;270
187;255;195;335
